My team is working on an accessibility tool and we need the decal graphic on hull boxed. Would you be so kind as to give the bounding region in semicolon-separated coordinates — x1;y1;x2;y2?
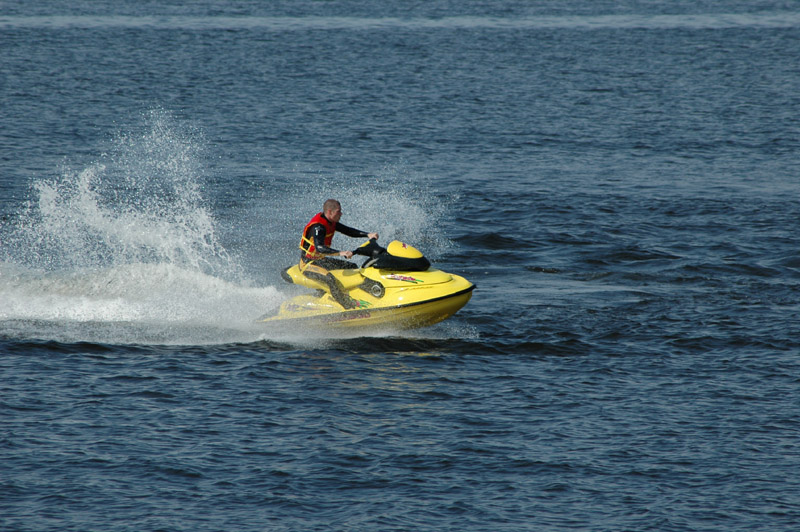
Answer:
386;274;423;284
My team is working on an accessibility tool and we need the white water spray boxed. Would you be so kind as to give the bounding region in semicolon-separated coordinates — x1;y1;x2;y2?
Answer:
6;111;230;273
0;110;279;344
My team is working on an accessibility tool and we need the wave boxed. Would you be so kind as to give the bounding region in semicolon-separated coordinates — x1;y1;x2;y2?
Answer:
2;13;800;31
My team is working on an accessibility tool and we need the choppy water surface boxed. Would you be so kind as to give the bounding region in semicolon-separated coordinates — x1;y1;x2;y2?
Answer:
2;2;800;530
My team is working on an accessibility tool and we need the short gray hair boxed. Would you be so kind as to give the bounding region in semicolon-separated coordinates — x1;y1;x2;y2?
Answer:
323;199;340;212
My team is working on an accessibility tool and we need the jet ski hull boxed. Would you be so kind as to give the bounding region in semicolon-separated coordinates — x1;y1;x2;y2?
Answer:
259;240;475;333
260;282;473;331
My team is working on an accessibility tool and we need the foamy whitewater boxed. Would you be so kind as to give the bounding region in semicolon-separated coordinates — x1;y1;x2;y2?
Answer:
0;111;281;344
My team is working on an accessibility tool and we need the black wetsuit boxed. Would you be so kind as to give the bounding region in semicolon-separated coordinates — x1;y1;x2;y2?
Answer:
301;220;369;270
301;218;369;308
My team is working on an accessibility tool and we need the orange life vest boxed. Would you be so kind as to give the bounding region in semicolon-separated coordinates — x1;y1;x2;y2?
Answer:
299;212;336;260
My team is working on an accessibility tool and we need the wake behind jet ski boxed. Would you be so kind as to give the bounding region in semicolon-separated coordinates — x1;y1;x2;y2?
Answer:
258;239;475;331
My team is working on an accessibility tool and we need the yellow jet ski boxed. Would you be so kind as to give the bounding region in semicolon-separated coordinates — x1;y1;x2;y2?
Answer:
259;240;474;331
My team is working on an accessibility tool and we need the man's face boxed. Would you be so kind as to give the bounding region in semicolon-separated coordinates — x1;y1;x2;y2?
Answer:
326;205;342;223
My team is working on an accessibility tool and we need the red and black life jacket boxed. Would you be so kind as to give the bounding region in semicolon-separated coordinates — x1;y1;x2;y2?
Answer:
299;212;336;260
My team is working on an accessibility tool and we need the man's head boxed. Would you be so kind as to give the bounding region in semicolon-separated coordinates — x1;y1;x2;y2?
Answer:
323;199;342;223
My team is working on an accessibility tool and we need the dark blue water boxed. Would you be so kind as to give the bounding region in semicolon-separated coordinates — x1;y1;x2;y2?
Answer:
2;2;800;530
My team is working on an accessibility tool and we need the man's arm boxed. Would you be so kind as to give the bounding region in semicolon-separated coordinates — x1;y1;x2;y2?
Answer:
335;222;368;239
337;222;379;241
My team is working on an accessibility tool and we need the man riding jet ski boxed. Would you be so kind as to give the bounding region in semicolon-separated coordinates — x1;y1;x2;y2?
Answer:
258;200;474;331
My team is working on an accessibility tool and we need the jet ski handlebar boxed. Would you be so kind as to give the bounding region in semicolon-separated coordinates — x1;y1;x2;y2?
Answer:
352;238;386;258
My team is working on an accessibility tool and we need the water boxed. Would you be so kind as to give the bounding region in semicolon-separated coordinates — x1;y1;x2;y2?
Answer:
2;2;800;530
